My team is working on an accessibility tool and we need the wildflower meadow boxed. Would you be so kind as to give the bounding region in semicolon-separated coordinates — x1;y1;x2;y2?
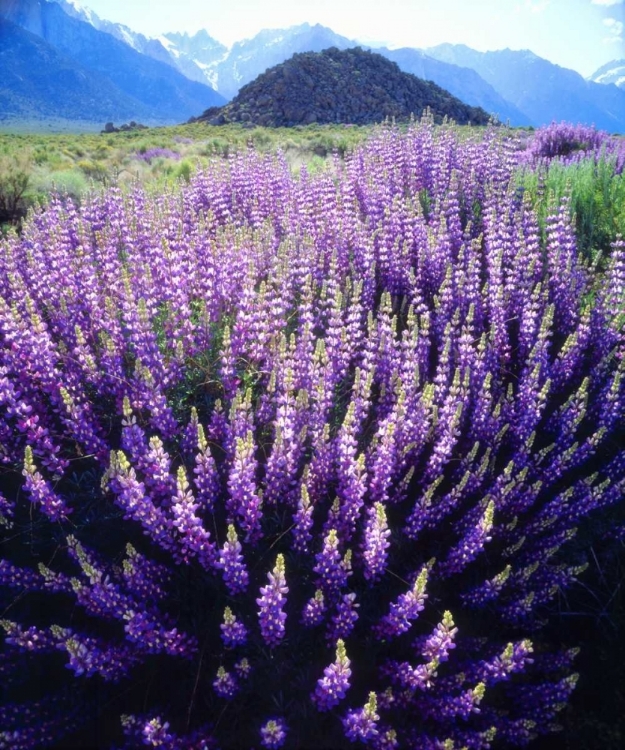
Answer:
0;118;624;749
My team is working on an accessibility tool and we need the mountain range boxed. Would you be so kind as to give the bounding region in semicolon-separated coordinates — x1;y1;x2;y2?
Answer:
1;0;625;131
425;44;625;134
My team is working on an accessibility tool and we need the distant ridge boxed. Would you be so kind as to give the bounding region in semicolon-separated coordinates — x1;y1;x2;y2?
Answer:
590;59;625;90
426;44;625;133
192;47;492;127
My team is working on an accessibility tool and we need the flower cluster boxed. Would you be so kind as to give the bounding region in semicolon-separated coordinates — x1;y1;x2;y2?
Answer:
256;554;288;648
313;638;352;711
522;121;624;169
1;117;624;748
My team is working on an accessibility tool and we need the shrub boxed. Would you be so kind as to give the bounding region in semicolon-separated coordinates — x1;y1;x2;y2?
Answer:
77;159;109;182
0;154;30;225
175;160;193;183
0;122;624;749
30;169;90;202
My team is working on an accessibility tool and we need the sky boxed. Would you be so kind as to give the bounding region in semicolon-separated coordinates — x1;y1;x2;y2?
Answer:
70;0;624;78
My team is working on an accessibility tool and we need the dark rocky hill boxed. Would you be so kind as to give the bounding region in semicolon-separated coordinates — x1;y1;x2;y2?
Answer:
192;47;492;127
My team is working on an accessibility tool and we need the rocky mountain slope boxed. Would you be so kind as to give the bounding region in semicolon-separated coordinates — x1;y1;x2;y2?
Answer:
0;17;160;123
193;47;491;127
50;0;174;66
160;30;227;87
1;0;225;123
426;44;625;133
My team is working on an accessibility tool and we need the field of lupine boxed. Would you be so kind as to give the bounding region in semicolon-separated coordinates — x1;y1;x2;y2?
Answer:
1;118;624;749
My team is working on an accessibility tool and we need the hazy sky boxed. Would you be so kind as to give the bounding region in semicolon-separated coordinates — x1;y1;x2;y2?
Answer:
71;0;624;77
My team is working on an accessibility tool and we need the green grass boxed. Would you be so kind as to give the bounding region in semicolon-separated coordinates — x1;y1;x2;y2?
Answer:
515;155;625;266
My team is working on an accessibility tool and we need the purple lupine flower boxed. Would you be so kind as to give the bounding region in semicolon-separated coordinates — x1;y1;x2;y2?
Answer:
327;592;359;642
314;529;351;594
170;466;216;569
260;717;287;749
106;450;177;554
213;666;238;699
22;446;71;521
234;657;252;680
37;562;74;594
219;325;239;400
121;544;170;604
421;682;487;721
515;673;579;726
123;609;197;658
256;554;288;648
220;607;248;648
313;638;352;711
227;430;263;543
58;385;108;461
343;692;379;742
140;436;176;501
292;483;314;552
479;640;534;684
1;620;58;652
141;716;175;747
375;566;429;639
0;561;46;591
180;407;200;460
362;502;391;582
217;524;249;595
302;589;326;627
51;626;139;681
382;658;434;691
439;500;495;577
193;423;220;510
417;611;458;664
120;396;148;462
0;489;14;528
371;728;399;750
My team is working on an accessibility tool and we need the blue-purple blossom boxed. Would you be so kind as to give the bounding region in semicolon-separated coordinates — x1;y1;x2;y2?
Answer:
213;666;237;699
256;554;288;647
217;524;249;595
260;717;287;749
313;638;352;711
343;692;379;742
220;607;248;648
362;502;391;581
